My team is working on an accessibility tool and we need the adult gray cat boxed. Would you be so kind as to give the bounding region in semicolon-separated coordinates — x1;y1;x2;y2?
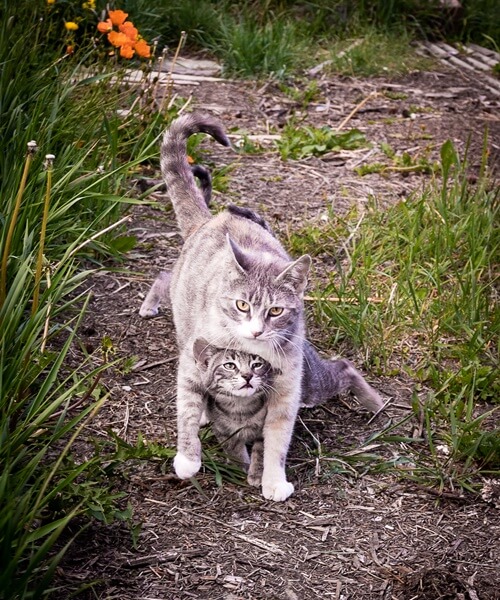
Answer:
193;337;383;487
159;113;311;501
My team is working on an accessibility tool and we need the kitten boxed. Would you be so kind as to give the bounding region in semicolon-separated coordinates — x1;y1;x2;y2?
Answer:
193;338;275;487
161;113;311;501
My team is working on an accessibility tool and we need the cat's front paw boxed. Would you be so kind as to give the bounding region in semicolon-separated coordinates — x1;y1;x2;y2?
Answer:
139;304;159;319
262;480;294;502
173;453;201;479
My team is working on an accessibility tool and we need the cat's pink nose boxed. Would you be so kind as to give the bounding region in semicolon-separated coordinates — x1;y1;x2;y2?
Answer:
252;330;263;338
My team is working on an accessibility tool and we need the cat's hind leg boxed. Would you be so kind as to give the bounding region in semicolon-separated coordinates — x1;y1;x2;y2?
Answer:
139;271;171;318
222;436;251;471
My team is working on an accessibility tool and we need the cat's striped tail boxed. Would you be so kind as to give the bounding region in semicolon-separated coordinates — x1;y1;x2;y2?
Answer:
160;113;230;239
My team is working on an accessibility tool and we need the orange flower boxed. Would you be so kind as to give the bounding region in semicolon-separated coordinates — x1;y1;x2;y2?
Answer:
66;45;74;55
119;21;138;41
134;39;151;58
107;30;130;48
119;43;135;59
108;9;128;26
97;19;113;33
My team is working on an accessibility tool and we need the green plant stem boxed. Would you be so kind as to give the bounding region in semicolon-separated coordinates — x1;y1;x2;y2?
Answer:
32;156;54;317
0;142;36;308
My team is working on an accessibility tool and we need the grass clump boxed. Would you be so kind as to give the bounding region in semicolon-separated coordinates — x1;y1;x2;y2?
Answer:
0;1;170;596
356;142;439;176
290;138;499;490
324;28;433;77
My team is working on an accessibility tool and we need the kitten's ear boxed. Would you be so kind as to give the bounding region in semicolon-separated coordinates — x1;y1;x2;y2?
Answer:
275;255;311;295
226;234;252;273
193;338;216;370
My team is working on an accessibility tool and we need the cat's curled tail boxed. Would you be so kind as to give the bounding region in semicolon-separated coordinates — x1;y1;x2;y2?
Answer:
161;113;231;239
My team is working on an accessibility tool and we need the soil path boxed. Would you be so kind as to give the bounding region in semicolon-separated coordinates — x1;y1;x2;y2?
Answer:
61;63;499;599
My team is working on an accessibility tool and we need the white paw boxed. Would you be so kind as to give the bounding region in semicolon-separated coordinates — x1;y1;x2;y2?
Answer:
139;304;159;318
262;480;294;502
173;453;201;479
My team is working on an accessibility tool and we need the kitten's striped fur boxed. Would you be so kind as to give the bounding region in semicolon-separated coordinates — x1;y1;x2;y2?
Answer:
194;339;275;486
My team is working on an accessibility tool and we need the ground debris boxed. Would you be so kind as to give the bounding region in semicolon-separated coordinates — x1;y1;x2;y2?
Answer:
58;62;500;600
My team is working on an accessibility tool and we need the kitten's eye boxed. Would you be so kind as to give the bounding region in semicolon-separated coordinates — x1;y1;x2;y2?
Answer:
268;306;284;317
223;362;237;371
252;362;263;370
235;299;250;313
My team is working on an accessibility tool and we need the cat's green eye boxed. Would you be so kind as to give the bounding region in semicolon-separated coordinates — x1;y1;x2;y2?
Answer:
235;299;250;313
223;362;237;371
268;306;284;317
252;362;263;370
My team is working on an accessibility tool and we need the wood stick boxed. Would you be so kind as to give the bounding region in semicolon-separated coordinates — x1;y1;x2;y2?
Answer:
304;295;384;304
336;91;378;132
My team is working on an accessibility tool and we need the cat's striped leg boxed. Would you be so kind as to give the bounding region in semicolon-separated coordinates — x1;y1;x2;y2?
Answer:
173;360;204;479
261;379;300;501
222;437;250;471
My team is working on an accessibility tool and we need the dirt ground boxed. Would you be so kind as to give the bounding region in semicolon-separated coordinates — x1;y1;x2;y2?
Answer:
57;61;499;599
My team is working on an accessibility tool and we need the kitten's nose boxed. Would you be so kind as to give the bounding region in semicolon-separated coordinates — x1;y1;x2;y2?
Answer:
242;373;253;383
251;330;263;338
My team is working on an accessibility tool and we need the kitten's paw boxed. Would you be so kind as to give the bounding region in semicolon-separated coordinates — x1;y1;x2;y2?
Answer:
139;304;159;319
173;453;201;479
262;480;294;502
247;472;261;488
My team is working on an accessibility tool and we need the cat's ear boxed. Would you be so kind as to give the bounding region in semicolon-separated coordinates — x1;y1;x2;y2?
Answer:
275;255;311;295
226;234;252;273
193;338;216;370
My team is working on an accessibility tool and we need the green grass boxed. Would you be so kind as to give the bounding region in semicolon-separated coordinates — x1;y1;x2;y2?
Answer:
324;28;434;77
123;0;499;81
0;1;173;596
289;138;499;490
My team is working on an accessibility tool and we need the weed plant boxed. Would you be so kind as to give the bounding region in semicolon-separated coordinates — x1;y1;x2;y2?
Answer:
277;123;367;160
289;139;499;490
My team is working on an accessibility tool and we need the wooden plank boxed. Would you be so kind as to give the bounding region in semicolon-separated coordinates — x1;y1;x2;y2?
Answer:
467;43;500;61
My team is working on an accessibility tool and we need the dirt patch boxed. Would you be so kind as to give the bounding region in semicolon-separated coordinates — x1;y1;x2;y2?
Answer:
56;64;499;598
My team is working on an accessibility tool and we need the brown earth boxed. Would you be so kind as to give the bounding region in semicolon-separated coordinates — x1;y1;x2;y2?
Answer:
56;62;499;599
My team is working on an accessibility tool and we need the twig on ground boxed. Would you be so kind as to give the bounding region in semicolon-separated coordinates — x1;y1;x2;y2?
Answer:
304;295;384;304
132;356;178;372
336;91;378;132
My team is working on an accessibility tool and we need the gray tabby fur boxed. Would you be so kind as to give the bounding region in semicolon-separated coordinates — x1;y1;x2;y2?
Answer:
158;113;311;501
141;276;383;414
